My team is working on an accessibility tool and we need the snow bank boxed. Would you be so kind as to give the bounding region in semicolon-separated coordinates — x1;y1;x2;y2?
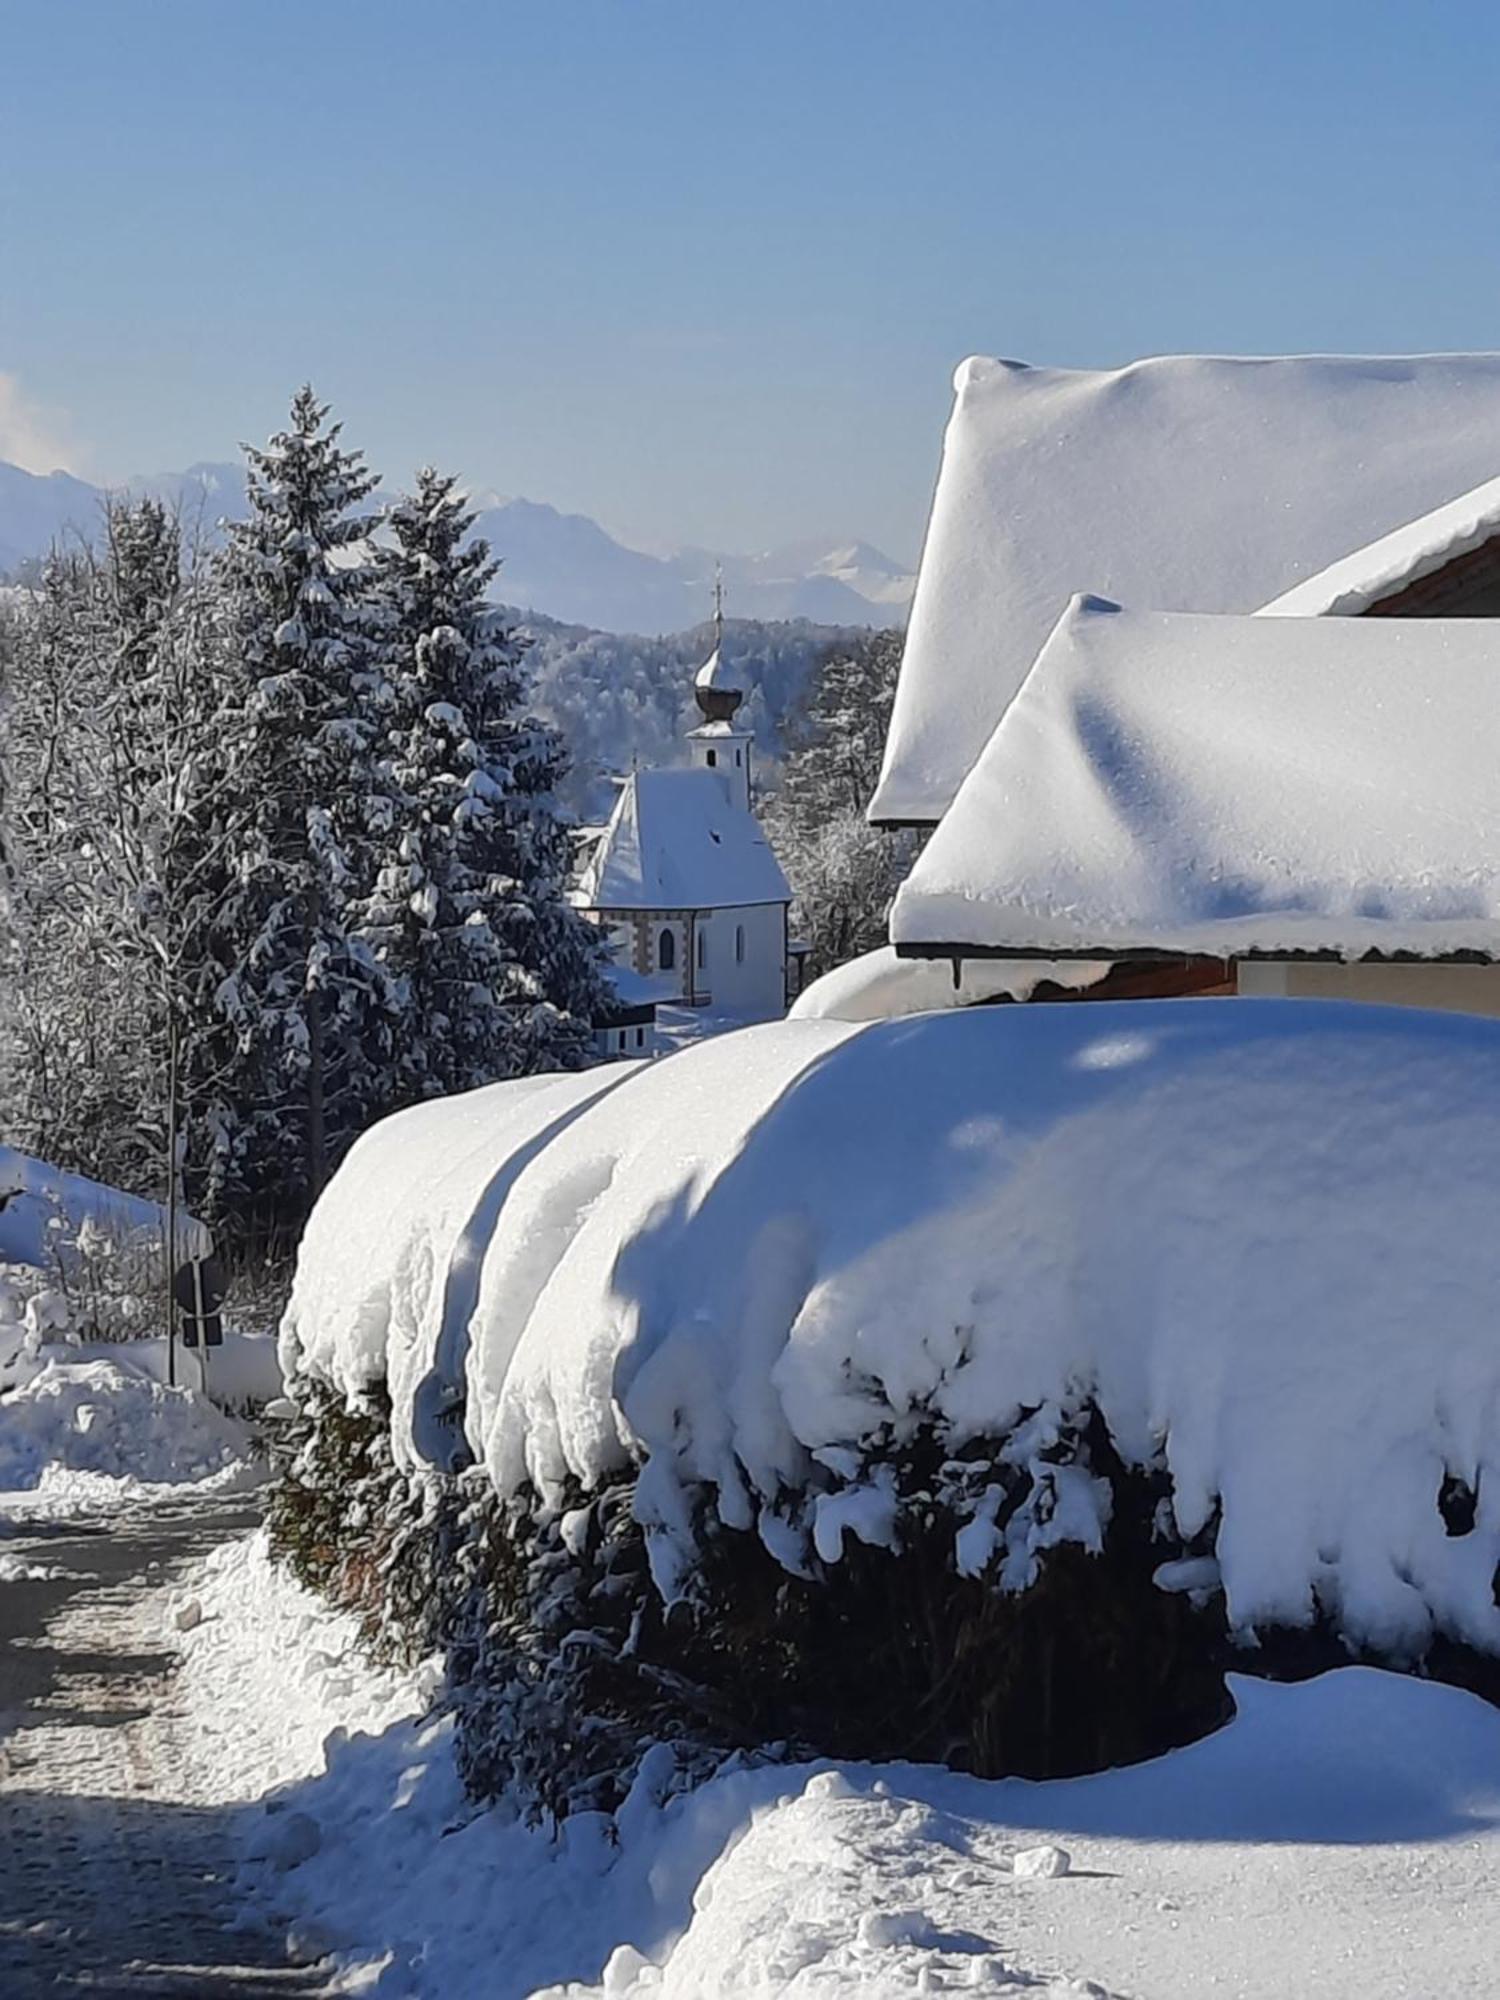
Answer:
181;1539;1500;1998
287;999;1500;1655
0;1327;283;1412
175;1531;428;1809
872;350;1500;824
790;944;1108;1021
891;595;1500;959
0;1352;252;1503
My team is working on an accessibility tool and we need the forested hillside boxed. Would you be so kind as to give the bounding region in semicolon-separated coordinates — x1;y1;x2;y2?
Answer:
516;608;876;818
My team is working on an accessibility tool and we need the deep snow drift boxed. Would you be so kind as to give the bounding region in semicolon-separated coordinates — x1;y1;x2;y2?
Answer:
176;1531;1500;1998
0;1351;254;1514
284;998;1500;1654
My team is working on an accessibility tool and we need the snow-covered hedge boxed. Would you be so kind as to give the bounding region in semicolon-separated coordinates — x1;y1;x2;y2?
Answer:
276;998;1500;1799
285;999;1500;1662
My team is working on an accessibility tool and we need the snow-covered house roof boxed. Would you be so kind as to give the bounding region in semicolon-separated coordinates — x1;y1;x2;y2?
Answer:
578;767;790;912
1257;472;1500;618
891;595;1500;962
872;352;1500;825
0;1143;214;1273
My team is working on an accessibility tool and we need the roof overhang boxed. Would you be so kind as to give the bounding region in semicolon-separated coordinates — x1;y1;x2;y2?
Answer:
894;942;1500;966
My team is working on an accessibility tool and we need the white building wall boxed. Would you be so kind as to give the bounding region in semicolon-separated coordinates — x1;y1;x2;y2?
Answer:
699;902;787;1020
1237;961;1500;1019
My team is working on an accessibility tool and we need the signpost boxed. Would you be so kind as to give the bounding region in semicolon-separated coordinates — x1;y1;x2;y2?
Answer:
171;1256;228;1391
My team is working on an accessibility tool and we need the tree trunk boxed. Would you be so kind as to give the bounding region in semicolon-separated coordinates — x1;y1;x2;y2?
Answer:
164;1014;180;1390
305;885;327;1201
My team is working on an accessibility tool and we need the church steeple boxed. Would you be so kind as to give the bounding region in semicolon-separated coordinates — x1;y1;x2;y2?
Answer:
687;569;753;808
694;565;745;724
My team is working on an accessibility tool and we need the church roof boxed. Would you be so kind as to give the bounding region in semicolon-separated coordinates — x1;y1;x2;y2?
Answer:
891;594;1500;962
872;351;1500;825
578;767;791;913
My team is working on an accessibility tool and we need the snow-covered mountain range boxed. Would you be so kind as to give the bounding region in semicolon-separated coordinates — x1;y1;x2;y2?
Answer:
0;458;913;633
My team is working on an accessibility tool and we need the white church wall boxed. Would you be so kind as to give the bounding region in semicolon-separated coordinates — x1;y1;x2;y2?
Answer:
642;916;688;998
700;902;787;1020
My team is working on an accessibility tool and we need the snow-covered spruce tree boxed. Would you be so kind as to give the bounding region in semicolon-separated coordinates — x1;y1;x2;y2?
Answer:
765;627;924;975
360;467;605;1101
198;390;400;1233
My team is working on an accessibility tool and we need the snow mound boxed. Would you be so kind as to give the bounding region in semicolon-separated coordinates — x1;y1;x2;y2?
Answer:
0;1354;252;1499
175;1530;427;1807
790;944;1108;1021
286;999;1500;1656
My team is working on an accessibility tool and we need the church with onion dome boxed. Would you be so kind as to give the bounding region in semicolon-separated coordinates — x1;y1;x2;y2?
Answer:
574;592;797;1054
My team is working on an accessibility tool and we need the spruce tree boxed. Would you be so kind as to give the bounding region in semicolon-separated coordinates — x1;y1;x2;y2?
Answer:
201;388;398;1227
363;466;604;1100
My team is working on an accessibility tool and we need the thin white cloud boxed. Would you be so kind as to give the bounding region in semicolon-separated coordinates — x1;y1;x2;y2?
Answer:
0;372;82;476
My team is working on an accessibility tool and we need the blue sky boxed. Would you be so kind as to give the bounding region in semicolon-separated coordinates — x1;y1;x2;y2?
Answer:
4;0;1500;562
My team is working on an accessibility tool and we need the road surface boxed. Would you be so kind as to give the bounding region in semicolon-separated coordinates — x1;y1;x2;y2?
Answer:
0;1497;324;1997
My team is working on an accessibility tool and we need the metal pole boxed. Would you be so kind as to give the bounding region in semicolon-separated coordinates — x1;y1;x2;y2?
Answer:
165;1014;179;1390
192;1257;208;1401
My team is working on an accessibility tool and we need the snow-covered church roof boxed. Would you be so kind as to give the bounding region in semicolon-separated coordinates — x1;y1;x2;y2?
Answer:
890;595;1500;962
578;767;790;913
871;351;1500;825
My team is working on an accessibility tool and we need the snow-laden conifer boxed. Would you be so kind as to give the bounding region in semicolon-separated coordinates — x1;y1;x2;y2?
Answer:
203;388;398;1222
363;467;605;1100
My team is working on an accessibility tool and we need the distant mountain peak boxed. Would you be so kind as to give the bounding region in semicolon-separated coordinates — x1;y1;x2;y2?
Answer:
0;456;911;633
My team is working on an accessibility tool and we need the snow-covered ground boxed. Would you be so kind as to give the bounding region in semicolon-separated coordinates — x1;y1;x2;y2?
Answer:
169;1527;1500;1998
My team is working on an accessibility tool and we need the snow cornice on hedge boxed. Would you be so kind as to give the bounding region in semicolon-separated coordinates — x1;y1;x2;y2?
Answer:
284;1000;1500;1654
871;351;1500;826
890;596;1500;963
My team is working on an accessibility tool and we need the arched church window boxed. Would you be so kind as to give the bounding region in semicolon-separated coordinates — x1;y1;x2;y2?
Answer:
735;924;745;964
696;927;706;970
706;749;717;767
658;929;675;971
